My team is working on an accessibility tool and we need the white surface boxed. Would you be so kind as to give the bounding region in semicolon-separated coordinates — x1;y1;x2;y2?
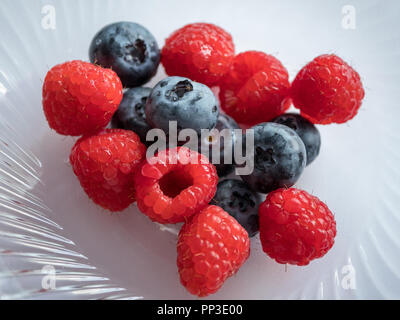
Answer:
0;0;399;299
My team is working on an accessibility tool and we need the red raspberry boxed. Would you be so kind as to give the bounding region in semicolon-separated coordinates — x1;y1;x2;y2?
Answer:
161;23;235;87
70;129;146;212
259;188;336;266
219;51;291;125
134;147;218;224
291;54;365;124
177;205;250;297
43;60;123;136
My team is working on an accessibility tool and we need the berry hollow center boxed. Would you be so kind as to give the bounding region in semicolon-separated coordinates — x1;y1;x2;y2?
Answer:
172;80;193;98
159;168;194;198
125;39;147;64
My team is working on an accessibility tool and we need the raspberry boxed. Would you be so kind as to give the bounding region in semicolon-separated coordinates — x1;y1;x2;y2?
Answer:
43;60;123;136
70;129;146;212
219;51;291;125
259;188;336;266
134;147;218;224
177;205;250;297
290;54;365;124
161;23;235;87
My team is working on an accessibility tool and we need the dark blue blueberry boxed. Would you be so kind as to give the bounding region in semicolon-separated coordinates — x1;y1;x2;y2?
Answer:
272;113;321;165
145;76;219;136
111;87;152;145
239;122;306;193
198;113;240;177
211;179;261;237
89;22;160;87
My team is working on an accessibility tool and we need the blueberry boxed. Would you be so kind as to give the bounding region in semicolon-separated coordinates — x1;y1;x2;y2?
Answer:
239;122;306;194
89;22;160;87
198;113;240;177
211;179;261;237
272;113;321;165
111;87;152;145
145;76;219;136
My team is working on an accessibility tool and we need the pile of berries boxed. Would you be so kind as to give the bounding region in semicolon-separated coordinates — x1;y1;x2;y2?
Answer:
42;21;364;297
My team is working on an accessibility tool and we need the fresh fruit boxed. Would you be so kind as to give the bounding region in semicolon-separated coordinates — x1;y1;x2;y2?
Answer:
134;147;218;224
162;23;235;87
291;54;365;124
197;113;240;177
70;129;146;211
42;60;123;136
219;51;291;126
259;188;336;266
177;205;250;297
47;22;347;293
240;122;306;193
272;113;321;165
89;22;160;87
145;76;219;136
111;87;152;145
211;179;261;237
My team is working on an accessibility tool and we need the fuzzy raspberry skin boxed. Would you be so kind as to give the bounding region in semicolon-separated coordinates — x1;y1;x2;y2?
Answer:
177;205;250;297
43;60;123;136
70;129;146;212
259;188;336;266
219;51;291;126
161;23;235;87
134;147;218;224
291;54;365;124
